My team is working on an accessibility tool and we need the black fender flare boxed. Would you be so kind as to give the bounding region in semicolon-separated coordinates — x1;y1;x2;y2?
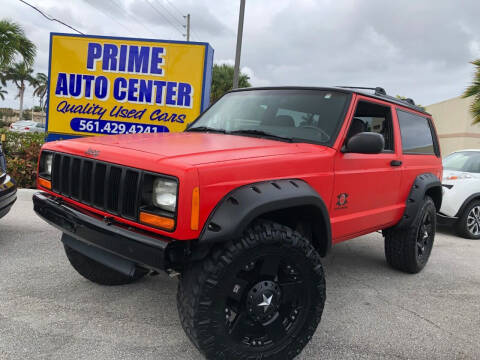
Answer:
395;173;442;229
198;179;332;252
455;193;480;217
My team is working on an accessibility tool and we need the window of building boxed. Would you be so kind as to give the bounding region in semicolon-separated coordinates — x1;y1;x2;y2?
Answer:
397;109;436;155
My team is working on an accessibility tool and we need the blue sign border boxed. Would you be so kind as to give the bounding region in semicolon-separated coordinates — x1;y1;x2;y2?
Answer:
45;32;214;142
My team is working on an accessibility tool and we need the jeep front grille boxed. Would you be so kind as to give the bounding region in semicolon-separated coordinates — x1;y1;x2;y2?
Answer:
50;153;140;219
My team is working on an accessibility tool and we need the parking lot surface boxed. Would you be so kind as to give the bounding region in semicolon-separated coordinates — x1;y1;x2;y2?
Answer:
1;190;479;360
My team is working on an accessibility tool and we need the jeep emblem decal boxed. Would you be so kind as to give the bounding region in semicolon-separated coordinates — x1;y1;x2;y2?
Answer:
85;148;100;157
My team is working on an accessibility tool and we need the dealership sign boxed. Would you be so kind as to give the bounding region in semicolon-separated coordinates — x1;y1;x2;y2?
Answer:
46;33;214;141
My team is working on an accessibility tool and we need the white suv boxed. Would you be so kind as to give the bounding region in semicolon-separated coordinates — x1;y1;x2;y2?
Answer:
438;150;480;239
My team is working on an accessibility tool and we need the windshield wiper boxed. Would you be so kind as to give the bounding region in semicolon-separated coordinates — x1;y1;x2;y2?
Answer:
186;126;226;134
228;129;293;142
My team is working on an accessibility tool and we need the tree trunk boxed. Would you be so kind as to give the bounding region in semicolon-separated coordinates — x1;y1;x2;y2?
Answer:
18;83;24;120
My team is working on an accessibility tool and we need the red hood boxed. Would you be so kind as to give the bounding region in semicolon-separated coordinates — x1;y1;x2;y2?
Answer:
43;132;325;167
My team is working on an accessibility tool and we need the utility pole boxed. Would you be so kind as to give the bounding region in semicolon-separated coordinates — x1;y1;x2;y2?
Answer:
184;14;191;41
233;0;246;89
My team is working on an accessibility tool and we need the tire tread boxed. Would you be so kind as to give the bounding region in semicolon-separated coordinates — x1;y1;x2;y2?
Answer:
177;220;326;360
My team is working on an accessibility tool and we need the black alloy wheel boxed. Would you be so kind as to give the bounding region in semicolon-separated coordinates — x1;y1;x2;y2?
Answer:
224;252;309;348
384;196;436;273
416;211;434;264
177;220;326;360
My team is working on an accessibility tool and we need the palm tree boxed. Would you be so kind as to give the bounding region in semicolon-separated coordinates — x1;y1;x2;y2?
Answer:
210;64;251;103
463;59;480;124
33;72;48;111
0;19;36;70
3;62;37;119
0;85;7;100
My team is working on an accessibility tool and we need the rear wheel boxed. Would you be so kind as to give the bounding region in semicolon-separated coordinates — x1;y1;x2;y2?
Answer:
64;244;146;286
384;196;436;273
456;200;480;239
177;220;326;360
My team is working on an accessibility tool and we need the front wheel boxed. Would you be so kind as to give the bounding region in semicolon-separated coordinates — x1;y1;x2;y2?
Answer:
456;200;480;239
384;196;436;273
177;220;326;360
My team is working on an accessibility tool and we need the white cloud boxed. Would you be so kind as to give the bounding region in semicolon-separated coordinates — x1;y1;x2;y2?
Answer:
1;0;480;109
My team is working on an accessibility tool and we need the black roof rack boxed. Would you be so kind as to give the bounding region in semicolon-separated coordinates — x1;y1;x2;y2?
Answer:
337;86;387;96
336;86;422;110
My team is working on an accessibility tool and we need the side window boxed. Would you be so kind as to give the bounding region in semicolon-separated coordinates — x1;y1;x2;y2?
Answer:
396;110;436;155
345;101;394;151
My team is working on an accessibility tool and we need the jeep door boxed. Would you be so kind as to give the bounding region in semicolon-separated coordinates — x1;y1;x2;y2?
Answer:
331;96;404;241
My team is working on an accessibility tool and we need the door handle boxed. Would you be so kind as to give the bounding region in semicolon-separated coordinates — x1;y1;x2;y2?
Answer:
390;160;402;167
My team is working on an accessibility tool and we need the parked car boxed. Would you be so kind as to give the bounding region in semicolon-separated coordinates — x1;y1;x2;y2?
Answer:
10;120;45;133
438;150;480;239
0;138;17;219
33;86;442;360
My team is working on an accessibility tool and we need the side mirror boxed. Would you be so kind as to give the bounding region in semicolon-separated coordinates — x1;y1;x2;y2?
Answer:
345;132;385;154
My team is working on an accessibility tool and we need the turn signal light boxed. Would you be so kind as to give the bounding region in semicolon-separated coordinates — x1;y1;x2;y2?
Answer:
38;178;51;189
191;187;200;230
139;211;175;230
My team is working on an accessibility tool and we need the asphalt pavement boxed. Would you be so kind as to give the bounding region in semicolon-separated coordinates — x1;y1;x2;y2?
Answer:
0;190;479;359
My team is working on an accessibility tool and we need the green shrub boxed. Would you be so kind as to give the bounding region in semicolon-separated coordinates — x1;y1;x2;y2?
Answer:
0;119;9;129
0;129;45;188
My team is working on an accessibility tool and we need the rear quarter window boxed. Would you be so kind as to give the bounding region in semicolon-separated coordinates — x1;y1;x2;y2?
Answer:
396;109;438;155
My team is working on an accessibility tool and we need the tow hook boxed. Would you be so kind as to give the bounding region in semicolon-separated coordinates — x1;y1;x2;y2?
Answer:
103;216;114;225
167;269;181;278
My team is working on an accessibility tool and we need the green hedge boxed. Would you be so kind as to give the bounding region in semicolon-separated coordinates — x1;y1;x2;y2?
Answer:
0;129;45;188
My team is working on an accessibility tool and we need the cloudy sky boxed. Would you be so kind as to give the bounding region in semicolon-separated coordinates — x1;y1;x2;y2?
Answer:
1;0;480;110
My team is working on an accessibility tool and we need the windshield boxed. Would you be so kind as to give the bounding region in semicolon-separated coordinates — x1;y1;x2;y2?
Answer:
188;89;350;145
443;151;480;173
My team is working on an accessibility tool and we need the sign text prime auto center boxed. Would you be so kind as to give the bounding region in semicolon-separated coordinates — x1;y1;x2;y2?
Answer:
46;33;213;141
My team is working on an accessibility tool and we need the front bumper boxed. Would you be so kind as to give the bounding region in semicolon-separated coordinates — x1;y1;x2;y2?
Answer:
0;173;17;219
33;192;178;271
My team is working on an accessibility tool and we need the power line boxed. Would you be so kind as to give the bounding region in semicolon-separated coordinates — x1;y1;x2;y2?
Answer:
153;0;185;29
18;0;84;34
106;0;157;37
144;0;184;38
165;0;185;18
150;0;185;35
80;0;135;36
162;1;201;41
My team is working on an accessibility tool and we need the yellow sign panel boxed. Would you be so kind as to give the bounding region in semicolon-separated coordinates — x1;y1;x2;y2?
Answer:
46;33;214;141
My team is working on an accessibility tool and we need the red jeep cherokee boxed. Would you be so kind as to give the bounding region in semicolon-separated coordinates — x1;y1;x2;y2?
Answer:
34;86;443;360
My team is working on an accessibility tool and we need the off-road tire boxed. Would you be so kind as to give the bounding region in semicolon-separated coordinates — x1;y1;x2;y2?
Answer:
455;200;480;239
64;244;145;286
384;196;436;273
177;220;326;360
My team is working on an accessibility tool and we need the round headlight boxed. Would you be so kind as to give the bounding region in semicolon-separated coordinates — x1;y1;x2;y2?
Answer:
152;178;177;212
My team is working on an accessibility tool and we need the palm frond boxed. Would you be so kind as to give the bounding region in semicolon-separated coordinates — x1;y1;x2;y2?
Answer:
0;20;37;68
470;99;480;124
463;59;480;125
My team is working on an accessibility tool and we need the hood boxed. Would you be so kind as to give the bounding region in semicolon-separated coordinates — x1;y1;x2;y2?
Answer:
44;132;324;166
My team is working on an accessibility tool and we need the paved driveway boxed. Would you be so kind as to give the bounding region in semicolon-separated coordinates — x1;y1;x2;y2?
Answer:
0;190;479;359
